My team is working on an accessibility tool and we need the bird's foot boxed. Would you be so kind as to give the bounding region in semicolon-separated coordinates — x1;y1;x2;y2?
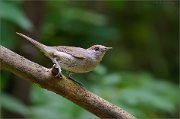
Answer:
55;72;62;79
67;71;73;79
68;77;85;89
51;64;63;79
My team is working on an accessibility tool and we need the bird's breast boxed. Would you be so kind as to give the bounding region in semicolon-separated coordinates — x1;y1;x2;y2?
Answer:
54;51;97;73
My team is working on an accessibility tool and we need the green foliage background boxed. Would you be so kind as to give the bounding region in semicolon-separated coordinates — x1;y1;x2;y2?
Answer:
0;1;179;118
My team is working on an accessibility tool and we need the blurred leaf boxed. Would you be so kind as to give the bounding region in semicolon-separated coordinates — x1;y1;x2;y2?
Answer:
0;93;30;116
30;85;91;119
119;89;176;112
0;1;33;31
106;1;126;11
30;85;49;104
102;73;121;85
89;71;179;118
60;8;108;27
93;65;107;75
0;71;11;90
0;21;18;49
29;106;63;119
91;27;120;40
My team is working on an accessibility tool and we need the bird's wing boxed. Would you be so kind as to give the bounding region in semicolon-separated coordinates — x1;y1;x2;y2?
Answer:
54;46;88;59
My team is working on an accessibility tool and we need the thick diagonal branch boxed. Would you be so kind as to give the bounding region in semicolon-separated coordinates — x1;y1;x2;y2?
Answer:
0;45;136;119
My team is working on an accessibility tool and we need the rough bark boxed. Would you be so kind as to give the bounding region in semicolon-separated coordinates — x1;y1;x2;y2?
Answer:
0;45;136;119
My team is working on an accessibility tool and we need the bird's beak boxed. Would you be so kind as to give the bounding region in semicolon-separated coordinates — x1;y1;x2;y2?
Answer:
104;47;112;51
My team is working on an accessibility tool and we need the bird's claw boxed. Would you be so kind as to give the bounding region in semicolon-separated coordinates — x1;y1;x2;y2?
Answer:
55;72;62;79
52;64;63;79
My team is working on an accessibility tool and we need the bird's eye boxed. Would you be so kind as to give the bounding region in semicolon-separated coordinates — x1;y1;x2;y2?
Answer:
94;47;100;51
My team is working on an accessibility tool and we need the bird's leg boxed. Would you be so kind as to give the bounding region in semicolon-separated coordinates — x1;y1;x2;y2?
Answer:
67;71;74;79
52;58;63;78
69;77;85;88
67;71;85;88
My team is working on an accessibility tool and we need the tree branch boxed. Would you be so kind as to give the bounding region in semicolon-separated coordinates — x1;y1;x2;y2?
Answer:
0;45;136;119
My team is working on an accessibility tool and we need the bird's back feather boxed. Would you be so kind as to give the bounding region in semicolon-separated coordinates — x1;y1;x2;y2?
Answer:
54;46;89;59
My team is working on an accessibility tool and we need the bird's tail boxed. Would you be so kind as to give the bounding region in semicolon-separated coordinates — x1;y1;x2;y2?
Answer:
16;32;52;57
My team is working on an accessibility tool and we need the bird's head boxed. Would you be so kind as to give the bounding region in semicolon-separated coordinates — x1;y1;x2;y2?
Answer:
87;45;112;62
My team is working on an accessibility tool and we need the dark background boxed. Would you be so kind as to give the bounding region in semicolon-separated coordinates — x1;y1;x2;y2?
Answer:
0;1;179;118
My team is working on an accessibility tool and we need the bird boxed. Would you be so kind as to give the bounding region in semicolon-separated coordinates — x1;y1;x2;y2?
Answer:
16;32;112;78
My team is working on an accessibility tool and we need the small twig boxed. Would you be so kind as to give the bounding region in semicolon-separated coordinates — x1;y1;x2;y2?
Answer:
0;45;136;119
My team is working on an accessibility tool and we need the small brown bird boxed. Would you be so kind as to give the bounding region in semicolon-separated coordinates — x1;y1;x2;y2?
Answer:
16;32;112;78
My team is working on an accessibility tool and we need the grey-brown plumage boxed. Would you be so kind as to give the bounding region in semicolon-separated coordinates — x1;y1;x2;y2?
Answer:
55;46;89;59
16;32;112;77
